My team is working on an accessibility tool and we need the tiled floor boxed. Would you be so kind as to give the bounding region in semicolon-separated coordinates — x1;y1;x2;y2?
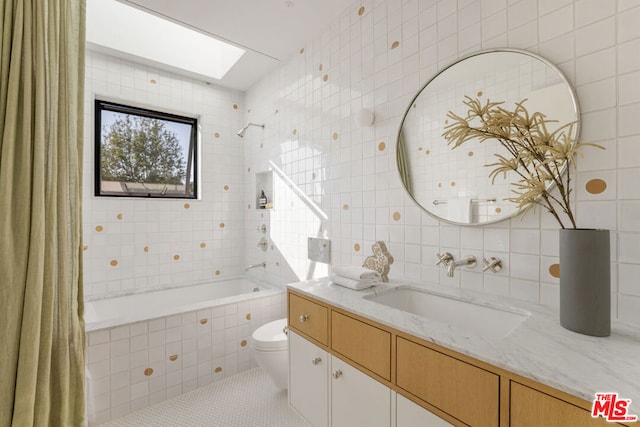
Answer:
100;368;309;427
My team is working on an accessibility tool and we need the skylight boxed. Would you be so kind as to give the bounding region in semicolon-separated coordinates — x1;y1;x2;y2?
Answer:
86;0;245;81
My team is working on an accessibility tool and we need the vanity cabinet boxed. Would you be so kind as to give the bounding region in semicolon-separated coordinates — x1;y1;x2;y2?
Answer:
287;289;627;427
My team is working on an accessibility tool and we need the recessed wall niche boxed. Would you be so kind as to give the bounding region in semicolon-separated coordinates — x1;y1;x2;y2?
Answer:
255;171;274;210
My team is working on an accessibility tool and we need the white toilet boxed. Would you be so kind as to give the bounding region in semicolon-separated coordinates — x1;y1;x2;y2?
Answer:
251;318;288;390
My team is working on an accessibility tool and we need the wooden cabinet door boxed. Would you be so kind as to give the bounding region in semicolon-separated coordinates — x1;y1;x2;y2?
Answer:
396;393;454;427
510;381;616;427
289;293;328;345
331;355;391;427
289;331;328;427
396;336;499;427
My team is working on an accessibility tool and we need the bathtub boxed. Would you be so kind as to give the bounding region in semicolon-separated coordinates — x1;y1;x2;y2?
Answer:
85;277;280;331
84;277;287;425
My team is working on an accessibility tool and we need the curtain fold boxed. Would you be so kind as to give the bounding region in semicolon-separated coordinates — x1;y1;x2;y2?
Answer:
0;1;86;425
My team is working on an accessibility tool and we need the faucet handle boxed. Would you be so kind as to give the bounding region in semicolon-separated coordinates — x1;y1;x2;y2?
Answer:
482;257;502;273
436;252;453;266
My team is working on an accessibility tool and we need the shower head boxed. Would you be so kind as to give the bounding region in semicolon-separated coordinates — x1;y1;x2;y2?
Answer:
237;123;264;138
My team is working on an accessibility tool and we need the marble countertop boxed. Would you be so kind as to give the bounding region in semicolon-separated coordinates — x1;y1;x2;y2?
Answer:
287;278;640;414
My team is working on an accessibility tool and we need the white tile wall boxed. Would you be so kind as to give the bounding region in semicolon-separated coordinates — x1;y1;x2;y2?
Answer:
85;293;286;425
83;50;246;299
243;0;640;326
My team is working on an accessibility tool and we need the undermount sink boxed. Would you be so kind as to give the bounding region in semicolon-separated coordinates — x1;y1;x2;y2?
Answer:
364;286;530;339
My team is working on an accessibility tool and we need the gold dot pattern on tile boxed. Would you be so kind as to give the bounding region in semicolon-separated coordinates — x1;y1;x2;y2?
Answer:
224;185;229;191
117;213;123;220
378;142;386;151
246;313;251;320
450;181;456;187
586;178;607;194
219;223;225;228
549;263;560;278
184;203;190;209
215;270;221;276
95;225;103;232
200;318;208;325
354;243;361;252
391;41;400;49
477;90;483;97
343;204;349;210
332;132;338;140
260;143;263;148
169;355;178;361
276;261;280;267
200;242;206;248
83;245;88;251
110;260;118;267
319;64;323;71
393;212;401;221
248;167;251;172
215;367;222;373
323;74;328;82
144;246;149;253
150;79;157;84
438;182;442;188
425;150;430;155
214;132;220;138
144;368;154;376
174;254;180;261
418;147;423;151
299;48;304;54
260;213;264;218
232;104;238;110
495;207;502;213
358;6;365;16
292;128;297;135
248;204;251;209
270;245;274;250
240;340;247;347
311;172;316;180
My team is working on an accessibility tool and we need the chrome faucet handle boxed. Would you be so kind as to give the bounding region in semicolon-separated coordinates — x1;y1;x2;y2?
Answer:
482;257;502;273
257;224;267;233
436;252;453;266
257;238;268;251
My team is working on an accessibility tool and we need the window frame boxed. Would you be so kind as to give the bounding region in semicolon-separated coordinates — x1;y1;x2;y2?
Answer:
94;99;198;199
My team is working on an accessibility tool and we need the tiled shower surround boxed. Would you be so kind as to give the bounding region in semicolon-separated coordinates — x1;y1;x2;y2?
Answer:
83;49;247;299
85;292;286;425
244;0;640;325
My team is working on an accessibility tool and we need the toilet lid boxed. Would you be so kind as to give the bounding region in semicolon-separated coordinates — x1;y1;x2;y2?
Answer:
251;318;288;351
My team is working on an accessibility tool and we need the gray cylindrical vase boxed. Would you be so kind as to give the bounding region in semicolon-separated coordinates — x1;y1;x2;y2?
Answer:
559;228;610;337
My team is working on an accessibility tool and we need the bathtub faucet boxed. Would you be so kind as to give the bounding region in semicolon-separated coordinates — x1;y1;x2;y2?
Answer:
245;262;266;271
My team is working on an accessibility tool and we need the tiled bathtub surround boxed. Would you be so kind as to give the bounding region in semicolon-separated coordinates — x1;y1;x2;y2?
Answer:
244;0;640;325
85;291;286;425
83;50;246;300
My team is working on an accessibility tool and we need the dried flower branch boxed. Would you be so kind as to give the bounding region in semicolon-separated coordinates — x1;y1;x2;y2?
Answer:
442;96;603;229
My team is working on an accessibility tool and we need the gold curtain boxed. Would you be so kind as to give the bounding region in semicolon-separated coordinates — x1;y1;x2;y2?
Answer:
0;0;86;425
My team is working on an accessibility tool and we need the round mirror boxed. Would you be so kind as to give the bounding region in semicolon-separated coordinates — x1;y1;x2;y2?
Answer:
397;49;580;225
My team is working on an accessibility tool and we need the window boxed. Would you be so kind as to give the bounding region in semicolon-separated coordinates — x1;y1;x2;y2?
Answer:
95;100;198;199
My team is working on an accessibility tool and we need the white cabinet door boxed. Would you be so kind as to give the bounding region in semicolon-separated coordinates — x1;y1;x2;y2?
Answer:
396;393;453;427
289;331;329;427
330;355;391;427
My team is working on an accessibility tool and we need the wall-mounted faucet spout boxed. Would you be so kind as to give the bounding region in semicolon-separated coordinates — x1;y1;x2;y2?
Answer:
245;262;266;271
237;123;264;137
447;256;477;277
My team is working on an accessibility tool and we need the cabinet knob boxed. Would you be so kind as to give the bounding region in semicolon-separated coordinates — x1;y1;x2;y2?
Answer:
311;357;322;366
332;370;342;379
299;314;309;323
